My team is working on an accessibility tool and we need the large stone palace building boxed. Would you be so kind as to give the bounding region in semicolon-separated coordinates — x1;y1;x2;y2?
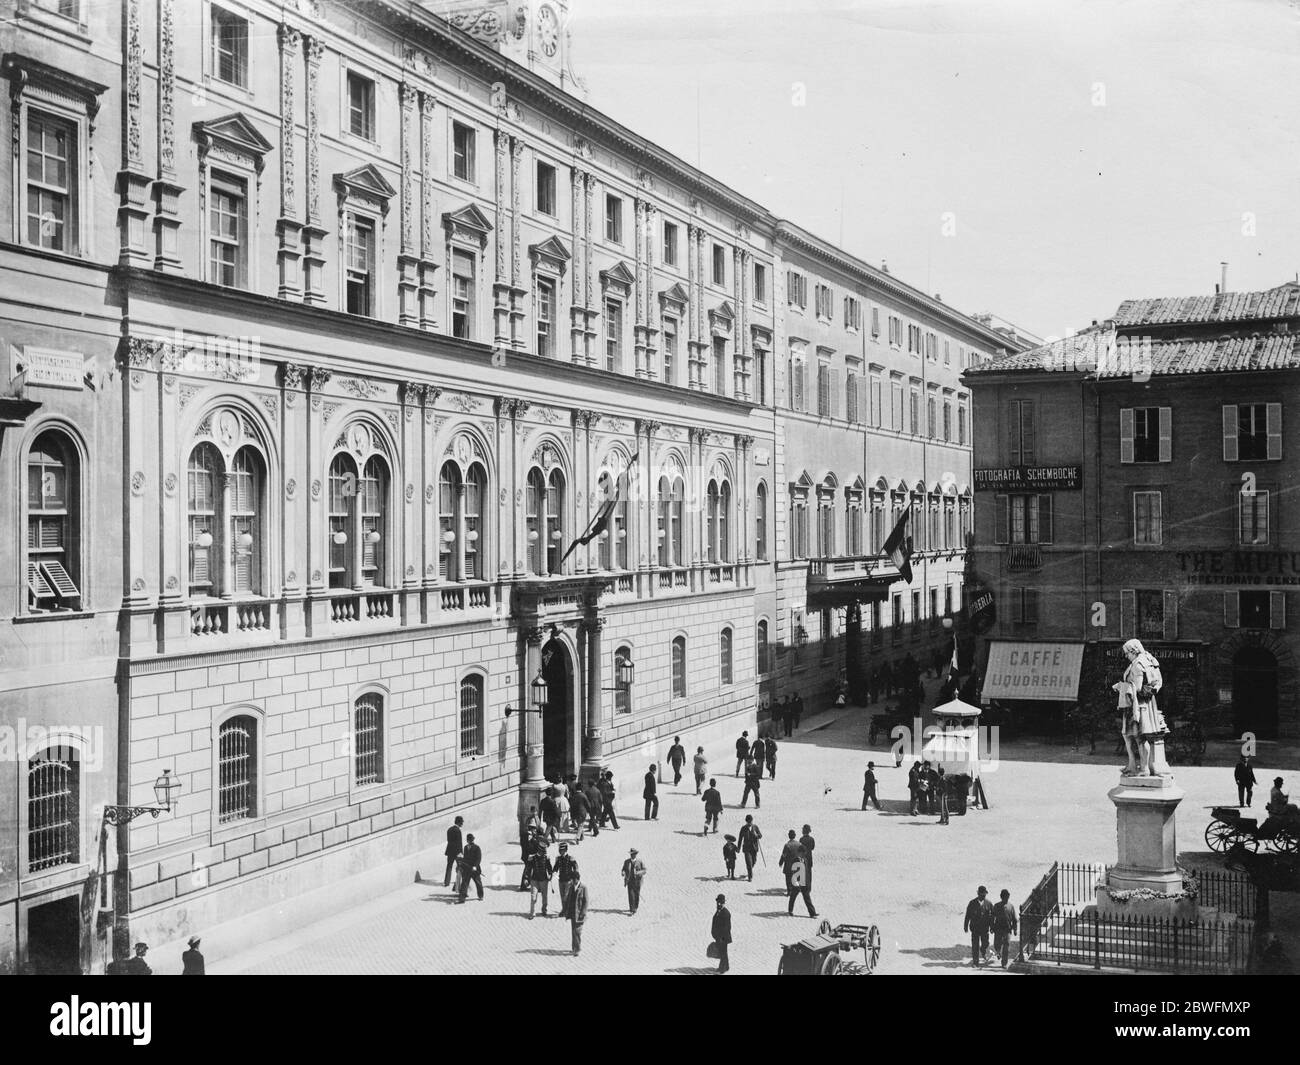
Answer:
0;0;1028;973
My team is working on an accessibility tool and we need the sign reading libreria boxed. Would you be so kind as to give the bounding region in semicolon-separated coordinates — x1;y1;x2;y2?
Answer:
974;466;1081;491
982;641;1083;702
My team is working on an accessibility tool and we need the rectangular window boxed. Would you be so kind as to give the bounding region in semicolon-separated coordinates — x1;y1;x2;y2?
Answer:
911;590;922;635
712;336;726;395
891;593;903;643
345;214;374;316
756;346;767;406
208;170;246;287
1133;490;1162;546
1232;590;1285;630
753;263;767;303
927;396;937;439
844;296;862;331
891;382;904;431
909;390;919;435
712;244;726;286
1011;588;1040;625
212;5;249;88
996;494;1053;544
1239;489;1269;545
451;249;475;339
1009;399;1035;465
817;364;831;417
790;359;806;412
347;71;375;140
958;404;967;445
452;121;476;182
26;111;77;253
663;317;677;383
1121;407;1171;463
605;298;623;372
663;221;678;266
815;284;833;320
1224;403;1280;462
536;277;555;358
787;271;807;310
871;307;881;337
869;374;882;427
604;194;623;243
943;401;952;442
536;160;556;216
944;340;951;365
846;372;859;423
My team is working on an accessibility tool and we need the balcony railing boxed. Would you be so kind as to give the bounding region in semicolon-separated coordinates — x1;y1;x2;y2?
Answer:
1005;544;1043;572
330;591;394;624
190;599;272;637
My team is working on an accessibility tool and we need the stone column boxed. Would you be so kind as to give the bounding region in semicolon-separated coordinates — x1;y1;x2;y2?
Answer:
633;198;647;378
397;84;420;325
419;92;440;330
523;626;546;781
301;36;327;305
152;0;184;271
304;366;331;633
118;0;153;266
492;129;511;347
583;616;606;769
276;23;303;298
281;364;308;638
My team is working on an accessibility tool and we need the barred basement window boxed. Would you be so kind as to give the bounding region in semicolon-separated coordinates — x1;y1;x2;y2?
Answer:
28;746;78;872
218;715;257;822
720;627;733;685
671;635;687;699
459;674;484;757
353;693;383;785
757;620;769;675
614;647;633;714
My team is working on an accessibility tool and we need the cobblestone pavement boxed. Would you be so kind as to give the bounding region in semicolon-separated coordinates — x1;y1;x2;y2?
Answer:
213;699;1284;976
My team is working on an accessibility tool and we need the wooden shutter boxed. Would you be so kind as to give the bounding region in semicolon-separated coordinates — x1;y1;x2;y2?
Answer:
829;368;840;419
1267;402;1282;460
1158;407;1172;462
994;494;1009;544
1271;590;1286;630
1038;494;1053;544
1025;588;1038;624
1224;591;1239;628
1119;407;1134;464
1008;404;1021;465
1163;590;1178;640
1222;405;1238;461
1120;588;1135;637
1021;401;1035;463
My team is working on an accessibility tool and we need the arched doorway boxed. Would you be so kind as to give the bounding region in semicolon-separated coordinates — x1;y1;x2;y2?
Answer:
541;636;575;781
1233;646;1279;740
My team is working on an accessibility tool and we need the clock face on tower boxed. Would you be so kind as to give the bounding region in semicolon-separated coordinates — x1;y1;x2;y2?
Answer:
538;4;559;57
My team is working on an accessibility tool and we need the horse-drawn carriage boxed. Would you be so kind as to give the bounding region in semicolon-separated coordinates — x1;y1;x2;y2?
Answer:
777;920;882;975
1205;806;1299;854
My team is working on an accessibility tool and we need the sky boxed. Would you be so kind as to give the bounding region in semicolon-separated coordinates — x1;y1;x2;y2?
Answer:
570;0;1300;340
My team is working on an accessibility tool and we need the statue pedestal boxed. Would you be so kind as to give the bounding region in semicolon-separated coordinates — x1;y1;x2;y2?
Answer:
1101;773;1186;913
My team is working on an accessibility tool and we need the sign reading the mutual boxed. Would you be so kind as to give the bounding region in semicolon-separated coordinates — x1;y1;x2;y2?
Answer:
974;466;1081;491
983;641;1084;702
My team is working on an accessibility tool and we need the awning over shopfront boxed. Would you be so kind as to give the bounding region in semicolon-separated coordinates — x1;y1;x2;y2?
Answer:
983;641;1083;702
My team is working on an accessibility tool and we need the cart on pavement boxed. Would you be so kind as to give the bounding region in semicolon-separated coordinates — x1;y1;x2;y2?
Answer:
777;920;882;975
1205;806;1299;854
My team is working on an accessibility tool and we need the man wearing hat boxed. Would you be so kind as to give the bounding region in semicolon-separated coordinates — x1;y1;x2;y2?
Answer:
711;894;732;974
182;936;205;975
554;841;579;914
562;866;589;956
963;885;994;966
621;848;647;914
457;834;484;902
861;761;880;810
526;839;554;918
124;942;152;975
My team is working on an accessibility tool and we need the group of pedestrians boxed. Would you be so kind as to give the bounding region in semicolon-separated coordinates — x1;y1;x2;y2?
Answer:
768;696;804;738
963;885;1018;968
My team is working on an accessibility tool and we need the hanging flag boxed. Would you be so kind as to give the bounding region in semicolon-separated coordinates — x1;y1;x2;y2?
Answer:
559;452;640;568
881;508;914;583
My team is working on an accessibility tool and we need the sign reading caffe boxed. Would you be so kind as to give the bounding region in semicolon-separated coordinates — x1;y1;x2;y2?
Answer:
974;466;1081;491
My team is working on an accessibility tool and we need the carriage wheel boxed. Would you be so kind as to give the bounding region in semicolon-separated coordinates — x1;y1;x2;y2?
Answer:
817;919;833;938
1206;821;1255;853
863;925;882;972
818;953;843;976
1267;831;1298;855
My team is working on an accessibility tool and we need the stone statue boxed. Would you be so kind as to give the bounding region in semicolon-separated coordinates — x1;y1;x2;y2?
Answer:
1115;638;1169;776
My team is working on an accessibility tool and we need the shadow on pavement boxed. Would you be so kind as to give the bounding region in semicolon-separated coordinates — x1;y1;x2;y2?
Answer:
694;874;732;883
518;948;574;957
488;912;533;919
898;943;979;970
664;965;716;975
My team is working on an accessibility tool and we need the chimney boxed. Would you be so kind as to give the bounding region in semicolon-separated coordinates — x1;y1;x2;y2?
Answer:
1220;261;1228;294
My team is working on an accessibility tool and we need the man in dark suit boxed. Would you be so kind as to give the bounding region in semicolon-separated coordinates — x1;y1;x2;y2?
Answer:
792;694;804;730
712;894;732;974
621;848;647;914
992;888;1018;968
600;771;620;829
862;761;880;810
751;736;767;772
740;758;762;809
443;815;464;888
643;764;659;820
457;834;484;902
583;777;603;836
702;778;723;835
799;825;816;891
735;731;751;776
1235;756;1257;807
563;867;589;956
778;829;803;894
737;815;763;881
964;885;993;965
182;936;205;975
765;737;778;780
125;942;152;975
569;785;590;843
666;737;687;786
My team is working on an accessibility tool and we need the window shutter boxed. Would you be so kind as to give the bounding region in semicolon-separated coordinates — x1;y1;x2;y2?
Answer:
1158;407;1172;462
1008;406;1020;466
829;368;840;419
1120;589;1135;637
1119;407;1134;464
1271;590;1286;630
994;494;1009;544
1222;405;1238;461
1038;494;1053;544
1267;402;1282;460
1025;588;1038;624
192;543;210;584
1022;403;1035;464
1224;591;1239;628
1163;590;1178;640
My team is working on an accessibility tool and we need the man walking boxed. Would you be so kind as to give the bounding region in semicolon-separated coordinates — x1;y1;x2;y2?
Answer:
555;841;580;911
643;763;660;820
600;771;620;829
751;735;767;774
182;936;205;975
702;778;723;835
563;867;589;956
667;737;688;786
992;888;1018;968
1235;755;1257;807
964;885;993;966
526;840;554;918
584;776;604;836
862;761;881;810
125;942;152;975
792;693;804;731
737;815;763;882
712;894;732;974
735;731;751;776
779;830;803;894
569;784;590;843
740;757;762;809
443;815;464;888
765;736;778;780
693;746;708;794
782;696;794;738
786;842;817;918
457;834;484;902
621;848;646;914
908;761;921;816
799;825;816;892
539;788;560;843
937;766;950;825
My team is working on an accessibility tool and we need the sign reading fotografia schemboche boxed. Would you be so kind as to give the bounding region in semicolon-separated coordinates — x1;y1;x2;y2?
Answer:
974;465;1082;491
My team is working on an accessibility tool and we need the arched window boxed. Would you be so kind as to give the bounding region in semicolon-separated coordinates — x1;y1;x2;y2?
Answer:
817;483;836;557
26;429;81;611
657;474;684;568
188;442;265;598
720;627;733;685
597;468;629;572
438;461;461;579
671;635;687;699
756;619;769;675
439;460;487;581
614;646;633;714
218;715;258;822
546;469;564;574
459;674;484;757
465;463;484;579
755;482;768;561
354;692;384;785
706;480;719;563
28;745;78;871
328;449;389;589
526;465;566;576
526;467;545;575
719;482;731;562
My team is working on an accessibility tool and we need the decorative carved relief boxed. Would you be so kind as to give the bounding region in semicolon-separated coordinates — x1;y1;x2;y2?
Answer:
258;393;279;421
131;471;145;495
163;473;177;496
406;483;415;503
158;0;176;176
449;392;480;413
311;479;322;500
286;478;297;500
